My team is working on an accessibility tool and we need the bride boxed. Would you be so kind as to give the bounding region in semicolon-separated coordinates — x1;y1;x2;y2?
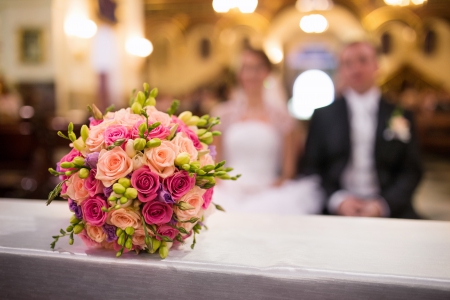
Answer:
211;47;324;215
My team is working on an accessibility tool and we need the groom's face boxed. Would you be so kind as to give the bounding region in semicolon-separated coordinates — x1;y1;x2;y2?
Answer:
340;43;378;94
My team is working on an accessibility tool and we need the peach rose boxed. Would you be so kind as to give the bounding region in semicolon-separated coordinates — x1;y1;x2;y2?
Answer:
175;186;205;221
65;174;89;204
143;140;179;178
111;108;145;129
131;227;153;249
199;153;214;168
86;124;106;153
107;208;141;229
172;133;198;161
96;147;133;187
85;224;106;243
177;210;204;234
146;107;172;127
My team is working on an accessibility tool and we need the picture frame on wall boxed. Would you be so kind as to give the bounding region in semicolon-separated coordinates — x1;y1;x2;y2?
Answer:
18;28;44;64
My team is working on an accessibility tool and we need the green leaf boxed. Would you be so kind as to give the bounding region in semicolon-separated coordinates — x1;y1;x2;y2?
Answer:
166;100;180;116
177;227;188;234
141;218;153;250
46;181;67;206
60;229;66;235
213;203;226;212
105;104;115;114
190;232;197;250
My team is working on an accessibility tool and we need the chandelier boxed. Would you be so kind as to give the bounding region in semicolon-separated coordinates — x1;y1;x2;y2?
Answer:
296;0;333;34
384;0;427;5
212;0;258;14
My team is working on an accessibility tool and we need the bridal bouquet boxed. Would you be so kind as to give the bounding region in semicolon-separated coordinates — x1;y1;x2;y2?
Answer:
47;83;239;258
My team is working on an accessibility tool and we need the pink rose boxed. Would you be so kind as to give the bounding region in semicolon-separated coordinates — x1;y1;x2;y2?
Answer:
172;133;198;161
175;186;205;221
89;117;103;128
84;169;104;197
86;124;106;153
172;116;202;150
85;224;106;243
65;174;89;204
103;124;130;147
81;195;108;226
143;140;179;178
131;166;160;202
142;200;173;225
107;208;141;229
131;121;170;140
58;148;81;180
96;147;133;187
156;224;178;241
163;171;195;200
202;187;214;209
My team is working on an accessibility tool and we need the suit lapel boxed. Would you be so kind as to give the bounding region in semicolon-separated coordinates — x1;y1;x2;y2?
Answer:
375;97;392;166
337;97;351;160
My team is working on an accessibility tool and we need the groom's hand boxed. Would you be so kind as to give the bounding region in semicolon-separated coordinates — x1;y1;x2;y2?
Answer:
337;197;364;216
359;200;383;217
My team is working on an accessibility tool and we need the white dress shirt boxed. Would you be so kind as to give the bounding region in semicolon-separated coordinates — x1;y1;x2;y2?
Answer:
328;87;390;216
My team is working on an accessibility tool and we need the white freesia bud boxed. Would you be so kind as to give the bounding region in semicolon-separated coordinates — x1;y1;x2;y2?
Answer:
125;140;136;158
132;152;145;170
178;111;192;123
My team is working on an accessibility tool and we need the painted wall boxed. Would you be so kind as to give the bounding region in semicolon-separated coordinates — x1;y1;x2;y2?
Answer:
0;0;54;83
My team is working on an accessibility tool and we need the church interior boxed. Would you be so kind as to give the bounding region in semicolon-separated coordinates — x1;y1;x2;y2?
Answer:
0;0;449;220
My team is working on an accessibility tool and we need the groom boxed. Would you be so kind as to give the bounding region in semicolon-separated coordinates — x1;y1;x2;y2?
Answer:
301;42;422;218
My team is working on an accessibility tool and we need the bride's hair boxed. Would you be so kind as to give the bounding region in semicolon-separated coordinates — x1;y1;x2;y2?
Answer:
241;47;273;72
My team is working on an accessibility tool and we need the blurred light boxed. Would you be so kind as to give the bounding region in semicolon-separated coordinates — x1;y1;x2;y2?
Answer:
21;177;37;191
19;106;34;119
384;0;426;6
265;46;284;64
212;0;258;14
126;37;153;57
64;18;97;38
237;0;258;13
51;117;68;130
296;0;333;12
213;0;230;13
288;69;334;120
300;14;328;33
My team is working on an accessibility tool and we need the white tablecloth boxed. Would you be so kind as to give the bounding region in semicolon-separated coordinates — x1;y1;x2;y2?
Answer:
1;198;450;299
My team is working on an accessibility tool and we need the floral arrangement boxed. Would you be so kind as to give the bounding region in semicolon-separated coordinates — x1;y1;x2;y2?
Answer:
47;83;239;258
384;108;411;143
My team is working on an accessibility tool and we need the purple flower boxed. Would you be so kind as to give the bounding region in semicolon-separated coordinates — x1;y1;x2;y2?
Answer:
103;224;118;242
208;145;217;160
157;186;175;204
69;199;83;219
103;186;113;198
163;171;195;200
85;152;100;169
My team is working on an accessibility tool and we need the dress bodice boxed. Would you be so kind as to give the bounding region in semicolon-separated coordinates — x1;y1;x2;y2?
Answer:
223;120;282;190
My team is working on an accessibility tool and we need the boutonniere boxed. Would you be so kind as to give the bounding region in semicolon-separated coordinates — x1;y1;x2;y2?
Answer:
383;108;411;143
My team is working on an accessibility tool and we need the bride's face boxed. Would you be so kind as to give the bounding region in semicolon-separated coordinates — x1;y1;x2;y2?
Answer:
238;51;270;93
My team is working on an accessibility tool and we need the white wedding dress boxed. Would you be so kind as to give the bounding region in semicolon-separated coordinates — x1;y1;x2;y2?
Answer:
213;120;325;215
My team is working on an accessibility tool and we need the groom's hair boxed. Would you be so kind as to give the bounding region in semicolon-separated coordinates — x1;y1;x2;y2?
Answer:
340;41;380;60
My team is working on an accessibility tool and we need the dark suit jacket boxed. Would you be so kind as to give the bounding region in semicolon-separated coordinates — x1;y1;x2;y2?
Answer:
301;96;423;219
